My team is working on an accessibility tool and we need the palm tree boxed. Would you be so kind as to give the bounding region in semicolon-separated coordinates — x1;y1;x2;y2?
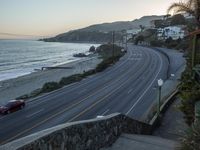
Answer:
167;0;200;28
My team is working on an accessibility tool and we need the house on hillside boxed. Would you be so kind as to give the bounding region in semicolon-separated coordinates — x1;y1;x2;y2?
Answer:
126;29;141;40
157;25;187;40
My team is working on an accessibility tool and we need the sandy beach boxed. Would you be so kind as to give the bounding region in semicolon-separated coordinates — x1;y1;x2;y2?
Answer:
0;56;102;104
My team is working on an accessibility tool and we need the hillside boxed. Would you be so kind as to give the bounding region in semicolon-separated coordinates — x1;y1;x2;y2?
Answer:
41;15;163;43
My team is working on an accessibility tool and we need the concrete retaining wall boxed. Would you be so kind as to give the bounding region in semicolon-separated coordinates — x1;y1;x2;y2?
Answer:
1;113;151;150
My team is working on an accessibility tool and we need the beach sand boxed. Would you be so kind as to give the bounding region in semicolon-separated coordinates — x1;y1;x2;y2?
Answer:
0;56;102;104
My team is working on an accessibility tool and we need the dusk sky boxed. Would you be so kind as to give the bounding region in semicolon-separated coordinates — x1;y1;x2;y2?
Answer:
0;0;176;39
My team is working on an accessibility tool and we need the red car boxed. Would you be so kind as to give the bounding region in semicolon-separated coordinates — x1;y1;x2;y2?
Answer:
0;100;25;115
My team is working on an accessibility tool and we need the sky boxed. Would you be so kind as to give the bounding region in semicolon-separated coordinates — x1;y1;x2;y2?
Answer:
0;0;176;39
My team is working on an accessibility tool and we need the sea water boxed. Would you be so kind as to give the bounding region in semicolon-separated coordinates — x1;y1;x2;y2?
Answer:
0;40;99;81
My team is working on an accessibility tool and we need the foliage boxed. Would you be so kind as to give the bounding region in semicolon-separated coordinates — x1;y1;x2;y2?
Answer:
170;14;186;25
179;66;200;125
134;35;144;45
179;121;200;150
96;44;123;59
154;19;166;28
41;82;62;93
59;74;83;86
167;0;200;28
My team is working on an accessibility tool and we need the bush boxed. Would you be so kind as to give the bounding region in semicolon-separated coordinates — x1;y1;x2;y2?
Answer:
96;44;123;59
41;82;62;93
179;121;200;150
82;69;96;77
59;74;83;86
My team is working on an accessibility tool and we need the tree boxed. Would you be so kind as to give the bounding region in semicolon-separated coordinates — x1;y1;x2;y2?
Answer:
167;0;200;28
170;14;186;25
134;35;144;45
139;25;145;32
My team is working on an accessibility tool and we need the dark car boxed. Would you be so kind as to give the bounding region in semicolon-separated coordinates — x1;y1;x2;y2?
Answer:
0;100;25;115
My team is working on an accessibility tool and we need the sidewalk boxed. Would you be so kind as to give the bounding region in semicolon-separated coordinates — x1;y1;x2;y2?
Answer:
102;134;178;150
153;98;188;141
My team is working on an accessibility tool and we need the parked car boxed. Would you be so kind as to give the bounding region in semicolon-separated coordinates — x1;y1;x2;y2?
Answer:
0;100;25;115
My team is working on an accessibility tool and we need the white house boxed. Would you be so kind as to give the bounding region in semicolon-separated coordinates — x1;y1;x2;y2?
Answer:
157;25;186;40
126;29;141;40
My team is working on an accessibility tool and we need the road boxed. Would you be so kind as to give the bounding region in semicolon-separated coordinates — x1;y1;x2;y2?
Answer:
0;45;169;145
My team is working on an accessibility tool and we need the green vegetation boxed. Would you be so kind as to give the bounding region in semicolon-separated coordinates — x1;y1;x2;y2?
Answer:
168;0;200;28
154;14;187;28
166;1;200;148
179;121;200;150
16;44;124;100
179;69;200;125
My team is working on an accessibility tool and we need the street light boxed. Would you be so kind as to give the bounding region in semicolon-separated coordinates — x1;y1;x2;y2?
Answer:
157;79;163;116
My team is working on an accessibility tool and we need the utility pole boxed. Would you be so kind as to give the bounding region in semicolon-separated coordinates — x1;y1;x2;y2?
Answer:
192;35;197;78
112;31;115;62
125;33;128;51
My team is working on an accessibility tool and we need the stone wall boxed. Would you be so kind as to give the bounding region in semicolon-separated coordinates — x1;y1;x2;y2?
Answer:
1;113;151;150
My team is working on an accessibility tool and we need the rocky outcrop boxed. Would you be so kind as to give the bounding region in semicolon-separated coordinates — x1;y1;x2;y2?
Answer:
1;113;152;150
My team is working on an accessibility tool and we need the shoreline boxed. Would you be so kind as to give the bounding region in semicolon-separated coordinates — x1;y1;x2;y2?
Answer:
0;58;82;82
0;55;102;104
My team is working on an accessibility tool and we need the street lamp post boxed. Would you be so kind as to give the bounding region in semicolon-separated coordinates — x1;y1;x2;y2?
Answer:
112;31;115;62
157;79;163;116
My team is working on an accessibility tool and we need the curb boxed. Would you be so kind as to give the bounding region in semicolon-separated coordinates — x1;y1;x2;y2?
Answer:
149;89;179;131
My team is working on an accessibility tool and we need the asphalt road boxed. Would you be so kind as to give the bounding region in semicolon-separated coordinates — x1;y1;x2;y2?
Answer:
0;45;169;145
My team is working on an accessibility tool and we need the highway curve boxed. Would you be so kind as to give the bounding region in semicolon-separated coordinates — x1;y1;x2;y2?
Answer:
0;45;169;145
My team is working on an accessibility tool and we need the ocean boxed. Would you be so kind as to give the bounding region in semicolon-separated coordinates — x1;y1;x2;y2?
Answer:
0;40;99;81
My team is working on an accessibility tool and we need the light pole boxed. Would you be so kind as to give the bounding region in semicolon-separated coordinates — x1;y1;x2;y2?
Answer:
112;31;115;62
157;79;163;116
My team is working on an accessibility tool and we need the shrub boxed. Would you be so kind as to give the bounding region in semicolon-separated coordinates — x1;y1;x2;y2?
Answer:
41;82;62;93
179;121;200;150
59;74;83;86
82;69;96;77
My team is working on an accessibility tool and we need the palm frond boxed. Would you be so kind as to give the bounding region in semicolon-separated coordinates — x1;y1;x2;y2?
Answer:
193;0;200;16
167;2;194;15
186;0;194;7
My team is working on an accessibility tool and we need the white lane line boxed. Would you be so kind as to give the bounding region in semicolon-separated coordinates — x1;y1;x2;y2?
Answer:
126;48;163;115
26;109;44;118
27;48;134;104
127;89;133;94
101;109;110;116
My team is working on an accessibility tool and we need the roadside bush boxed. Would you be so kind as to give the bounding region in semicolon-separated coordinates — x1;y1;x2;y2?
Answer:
96;58;113;72
82;69;96;77
179;67;200;125
41;82;62;93
179;121;200;150
16;94;30;100
150;39;164;47
59;74;83;86
96;44;123;59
